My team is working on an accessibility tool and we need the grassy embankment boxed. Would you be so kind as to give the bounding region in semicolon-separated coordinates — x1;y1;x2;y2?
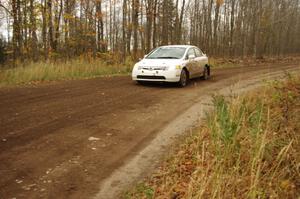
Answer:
126;75;300;198
0;56;299;87
0;58;134;87
209;56;300;69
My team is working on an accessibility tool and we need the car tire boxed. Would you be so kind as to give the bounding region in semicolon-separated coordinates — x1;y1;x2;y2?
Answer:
202;66;210;80
178;69;188;87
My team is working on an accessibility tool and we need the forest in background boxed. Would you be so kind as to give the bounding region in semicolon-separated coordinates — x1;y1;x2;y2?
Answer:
0;0;300;66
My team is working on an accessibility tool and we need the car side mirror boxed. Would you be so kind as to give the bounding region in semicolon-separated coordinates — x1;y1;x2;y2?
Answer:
188;54;195;59
139;54;147;61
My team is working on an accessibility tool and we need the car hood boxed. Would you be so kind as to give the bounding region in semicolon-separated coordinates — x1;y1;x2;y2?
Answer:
137;59;183;67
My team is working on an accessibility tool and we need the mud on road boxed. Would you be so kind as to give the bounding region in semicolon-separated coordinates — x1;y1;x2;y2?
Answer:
0;63;299;199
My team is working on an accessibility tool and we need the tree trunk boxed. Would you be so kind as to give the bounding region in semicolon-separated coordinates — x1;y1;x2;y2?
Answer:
48;0;54;52
53;0;63;51
96;0;104;52
41;0;48;60
12;0;23;61
122;0;127;61
132;0;139;60
145;0;153;52
213;0;221;55
152;0;158;48
29;0;38;61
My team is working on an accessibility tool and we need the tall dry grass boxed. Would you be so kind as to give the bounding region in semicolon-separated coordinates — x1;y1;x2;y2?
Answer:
209;56;300;68
126;75;300;199
0;58;134;86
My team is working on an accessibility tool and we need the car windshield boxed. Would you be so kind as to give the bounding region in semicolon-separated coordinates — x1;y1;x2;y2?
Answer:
146;47;186;59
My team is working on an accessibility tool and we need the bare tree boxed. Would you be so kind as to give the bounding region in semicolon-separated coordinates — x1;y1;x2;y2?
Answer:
1;0;300;64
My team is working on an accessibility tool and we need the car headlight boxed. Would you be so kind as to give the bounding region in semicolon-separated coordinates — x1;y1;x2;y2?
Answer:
138;65;143;70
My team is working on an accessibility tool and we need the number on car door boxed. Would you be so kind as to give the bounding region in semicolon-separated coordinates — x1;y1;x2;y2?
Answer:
194;48;207;77
186;48;197;78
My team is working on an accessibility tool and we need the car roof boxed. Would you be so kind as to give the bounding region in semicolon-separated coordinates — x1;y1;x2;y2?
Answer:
160;45;196;48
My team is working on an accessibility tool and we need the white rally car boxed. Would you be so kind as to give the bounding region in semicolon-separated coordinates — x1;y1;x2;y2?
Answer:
132;45;210;87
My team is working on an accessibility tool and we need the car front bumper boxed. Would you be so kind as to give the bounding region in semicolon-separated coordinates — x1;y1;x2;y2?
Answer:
132;69;181;82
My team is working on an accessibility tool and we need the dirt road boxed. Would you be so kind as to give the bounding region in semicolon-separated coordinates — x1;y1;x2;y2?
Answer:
0;63;299;199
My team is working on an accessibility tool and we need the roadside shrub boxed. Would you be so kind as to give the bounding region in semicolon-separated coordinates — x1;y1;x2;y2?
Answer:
127;75;300;199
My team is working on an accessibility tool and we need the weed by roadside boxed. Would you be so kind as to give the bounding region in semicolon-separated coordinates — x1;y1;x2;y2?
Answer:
209;56;300;68
0;58;134;87
126;75;300;199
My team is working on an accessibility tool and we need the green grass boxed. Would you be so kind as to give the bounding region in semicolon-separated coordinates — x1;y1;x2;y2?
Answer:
127;75;300;198
125;183;154;199
0;58;134;87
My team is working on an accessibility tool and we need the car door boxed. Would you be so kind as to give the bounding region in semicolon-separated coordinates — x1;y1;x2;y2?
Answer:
194;48;208;77
185;48;197;78
193;48;203;77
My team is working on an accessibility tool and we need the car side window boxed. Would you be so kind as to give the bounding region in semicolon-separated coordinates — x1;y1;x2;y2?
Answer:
194;48;203;57
186;48;195;59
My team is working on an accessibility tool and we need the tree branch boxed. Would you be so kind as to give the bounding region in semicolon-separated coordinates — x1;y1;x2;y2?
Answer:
0;2;12;16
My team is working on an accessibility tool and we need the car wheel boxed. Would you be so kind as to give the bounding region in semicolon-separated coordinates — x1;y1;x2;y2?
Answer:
178;69;188;87
202;66;210;80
